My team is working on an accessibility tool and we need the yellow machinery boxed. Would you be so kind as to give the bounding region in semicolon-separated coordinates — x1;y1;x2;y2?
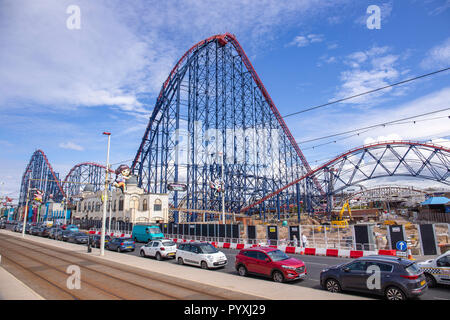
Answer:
331;201;352;228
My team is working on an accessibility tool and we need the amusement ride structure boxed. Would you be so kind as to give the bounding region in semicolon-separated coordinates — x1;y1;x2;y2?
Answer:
18;34;450;221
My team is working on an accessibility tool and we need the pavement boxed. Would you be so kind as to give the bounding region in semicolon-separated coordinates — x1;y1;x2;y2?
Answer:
0;229;367;300
0;265;44;300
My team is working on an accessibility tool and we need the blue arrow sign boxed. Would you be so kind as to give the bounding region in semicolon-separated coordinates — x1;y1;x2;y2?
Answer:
396;241;407;251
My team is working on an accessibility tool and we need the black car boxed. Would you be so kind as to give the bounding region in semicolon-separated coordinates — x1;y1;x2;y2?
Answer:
37;227;50;237
48;228;61;239
320;255;427;300
68;232;89;244
29;226;41;235
89;234;111;248
57;230;73;241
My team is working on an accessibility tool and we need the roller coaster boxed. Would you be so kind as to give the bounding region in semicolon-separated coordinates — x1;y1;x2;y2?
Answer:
18;34;450;221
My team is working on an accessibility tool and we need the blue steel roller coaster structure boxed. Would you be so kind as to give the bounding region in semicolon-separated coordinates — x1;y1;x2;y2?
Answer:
18;34;450;221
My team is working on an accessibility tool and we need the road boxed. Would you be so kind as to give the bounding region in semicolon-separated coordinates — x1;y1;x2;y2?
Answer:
2;224;449;300
0;233;260;300
124;242;450;300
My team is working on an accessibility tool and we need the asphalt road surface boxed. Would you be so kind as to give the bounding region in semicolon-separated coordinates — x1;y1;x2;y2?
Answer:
124;242;450;300
2;224;449;300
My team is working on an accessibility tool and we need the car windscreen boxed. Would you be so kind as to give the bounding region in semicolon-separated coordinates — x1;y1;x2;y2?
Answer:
162;241;175;247
198;244;218;254
149;228;162;234
75;233;87;237
267;250;290;262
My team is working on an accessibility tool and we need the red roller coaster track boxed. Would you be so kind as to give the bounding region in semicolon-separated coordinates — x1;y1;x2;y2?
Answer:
131;33;321;192
240;140;450;213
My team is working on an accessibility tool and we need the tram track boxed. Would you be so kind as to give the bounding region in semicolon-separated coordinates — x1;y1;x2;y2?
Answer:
0;233;260;300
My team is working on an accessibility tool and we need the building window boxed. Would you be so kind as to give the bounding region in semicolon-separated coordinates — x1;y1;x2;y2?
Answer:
83;202;87;212
154;199;162;211
113;200;116;212
88;202;91;212
119;197;124;211
143;199;148;211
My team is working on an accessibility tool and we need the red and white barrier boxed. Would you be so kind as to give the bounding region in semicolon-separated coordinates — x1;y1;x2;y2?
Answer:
165;238;397;259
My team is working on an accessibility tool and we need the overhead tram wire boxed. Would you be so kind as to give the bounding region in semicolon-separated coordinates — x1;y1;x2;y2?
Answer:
297;107;450;145
282;67;450;118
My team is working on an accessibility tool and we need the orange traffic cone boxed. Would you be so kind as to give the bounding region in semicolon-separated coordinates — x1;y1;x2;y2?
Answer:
407;248;415;260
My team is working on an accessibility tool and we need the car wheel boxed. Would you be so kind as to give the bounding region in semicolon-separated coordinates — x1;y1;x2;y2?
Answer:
201;261;208;269
272;270;284;283
237;265;248;277
425;273;436;288
156;252;162;261
117;247;121;253
385;286;406;301
140;250;146;257
325;278;342;293
178;257;184;265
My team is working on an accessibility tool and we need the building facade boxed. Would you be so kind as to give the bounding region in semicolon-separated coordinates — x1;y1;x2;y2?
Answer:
72;178;169;229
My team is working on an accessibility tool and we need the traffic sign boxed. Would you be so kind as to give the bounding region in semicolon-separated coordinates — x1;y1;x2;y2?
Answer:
396;240;407;252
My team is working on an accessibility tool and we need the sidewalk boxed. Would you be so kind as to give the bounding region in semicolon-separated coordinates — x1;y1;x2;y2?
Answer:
0;230;369;300
0;266;44;300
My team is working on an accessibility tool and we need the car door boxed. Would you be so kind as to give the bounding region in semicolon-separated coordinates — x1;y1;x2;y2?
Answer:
143;241;153;256
339;261;369;290
151;241;160;257
436;255;450;284
244;251;260;273
190;245;202;266
255;251;272;276
182;244;193;264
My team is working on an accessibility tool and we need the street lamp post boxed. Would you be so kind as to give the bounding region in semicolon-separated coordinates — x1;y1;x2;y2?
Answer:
22;177;31;237
100;132;111;256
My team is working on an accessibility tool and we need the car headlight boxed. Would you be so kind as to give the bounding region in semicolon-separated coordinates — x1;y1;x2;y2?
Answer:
206;255;214;261
321;268;330;273
281;265;296;270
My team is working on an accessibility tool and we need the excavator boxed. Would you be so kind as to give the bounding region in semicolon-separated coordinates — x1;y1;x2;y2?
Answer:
331;200;352;228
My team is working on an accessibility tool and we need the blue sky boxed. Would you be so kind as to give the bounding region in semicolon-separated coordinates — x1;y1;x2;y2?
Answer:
0;0;449;200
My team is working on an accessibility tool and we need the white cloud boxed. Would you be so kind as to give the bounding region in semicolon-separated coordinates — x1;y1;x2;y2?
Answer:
331;46;404;106
421;37;450;69
58;142;84;151
0;0;348;117
289;33;325;47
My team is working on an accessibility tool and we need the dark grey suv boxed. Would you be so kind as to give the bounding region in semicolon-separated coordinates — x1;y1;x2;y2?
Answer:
320;255;427;300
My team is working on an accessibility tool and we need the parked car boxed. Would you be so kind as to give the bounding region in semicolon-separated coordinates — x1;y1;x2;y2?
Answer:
48;227;61;239
418;251;450;287
14;224;23;232
68;232;89;244
176;242;227;269
320;255;427;300
57;230;73;241
36;227;50;237
106;237;135;252
30;226;41;236
0;221;6;229
235;247;306;282
132;224;164;243
140;239;177;260
89;234;111;248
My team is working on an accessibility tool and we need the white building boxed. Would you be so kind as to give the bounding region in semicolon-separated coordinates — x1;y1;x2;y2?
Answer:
72;176;169;228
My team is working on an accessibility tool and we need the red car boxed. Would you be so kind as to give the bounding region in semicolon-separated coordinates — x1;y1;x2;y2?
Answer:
235;247;307;283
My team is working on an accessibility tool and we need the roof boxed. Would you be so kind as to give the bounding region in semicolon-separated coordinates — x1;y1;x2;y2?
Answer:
241;246;278;252
362;255;413;266
420;196;450;206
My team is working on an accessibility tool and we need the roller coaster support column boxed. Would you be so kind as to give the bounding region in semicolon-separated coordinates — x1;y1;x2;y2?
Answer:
100;132;111;256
